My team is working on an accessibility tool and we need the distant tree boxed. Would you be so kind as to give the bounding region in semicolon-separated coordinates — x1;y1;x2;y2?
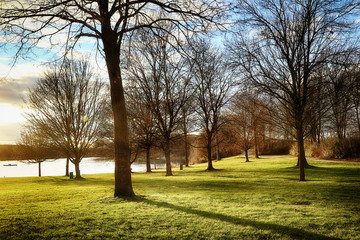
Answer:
351;68;360;136
326;65;353;139
18;129;55;177
1;0;227;197
228;0;360;181
126;85;157;173
24;59;108;179
189;38;235;170
126;29;192;176
181;107;190;167
230;92;256;162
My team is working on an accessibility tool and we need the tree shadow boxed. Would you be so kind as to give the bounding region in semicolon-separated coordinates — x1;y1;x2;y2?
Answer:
129;196;341;240
205;168;223;172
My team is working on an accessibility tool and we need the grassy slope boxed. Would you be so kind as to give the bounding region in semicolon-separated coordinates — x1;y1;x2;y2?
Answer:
0;156;359;240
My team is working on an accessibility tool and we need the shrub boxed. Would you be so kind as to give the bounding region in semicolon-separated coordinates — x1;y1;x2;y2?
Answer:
261;139;292;155
293;138;360;159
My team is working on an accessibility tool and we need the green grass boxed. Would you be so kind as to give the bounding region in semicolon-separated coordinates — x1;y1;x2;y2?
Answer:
0;155;359;239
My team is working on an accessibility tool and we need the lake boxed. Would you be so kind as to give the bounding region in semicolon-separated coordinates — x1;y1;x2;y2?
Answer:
0;157;165;178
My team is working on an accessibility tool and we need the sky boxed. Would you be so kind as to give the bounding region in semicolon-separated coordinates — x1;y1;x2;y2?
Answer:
0;38;106;144
0;58;45;144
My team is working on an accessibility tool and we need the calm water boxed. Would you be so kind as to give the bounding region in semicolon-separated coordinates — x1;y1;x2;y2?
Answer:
0;157;164;178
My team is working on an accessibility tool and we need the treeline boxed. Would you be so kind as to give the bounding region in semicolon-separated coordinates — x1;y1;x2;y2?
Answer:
0;145;59;160
0;144;113;161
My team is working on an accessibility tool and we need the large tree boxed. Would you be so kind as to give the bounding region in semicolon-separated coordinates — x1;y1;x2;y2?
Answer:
1;0;226;197
228;0;359;181
24;59;108;179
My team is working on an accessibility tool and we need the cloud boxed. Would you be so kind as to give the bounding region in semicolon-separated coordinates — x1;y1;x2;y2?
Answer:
0;62;45;107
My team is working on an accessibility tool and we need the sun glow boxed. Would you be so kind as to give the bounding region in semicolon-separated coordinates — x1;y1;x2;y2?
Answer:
0;103;24;124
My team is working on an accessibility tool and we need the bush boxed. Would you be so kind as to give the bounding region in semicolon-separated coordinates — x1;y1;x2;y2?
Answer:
292;138;360;159
261;139;292;155
328;138;360;159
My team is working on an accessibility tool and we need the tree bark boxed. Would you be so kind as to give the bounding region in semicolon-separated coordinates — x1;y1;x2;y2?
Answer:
164;139;173;176
254;131;259;158
207;135;215;170
102;30;134;197
38;162;41;177
355;104;360;136
297;129;306;181
244;148;249;162
65;157;69;176
146;147;152;173
296;147;309;167
184;129;189;167
74;160;82;179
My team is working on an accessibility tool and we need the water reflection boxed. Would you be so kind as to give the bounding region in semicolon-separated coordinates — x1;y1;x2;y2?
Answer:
0;157;165;178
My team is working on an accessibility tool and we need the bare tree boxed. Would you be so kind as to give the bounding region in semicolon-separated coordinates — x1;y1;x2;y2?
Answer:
320;52;360;140
1;0;227;197
351;68;360;136
189;38;235;170
126;85;157;173
18;129;55;177
126;28;192;176
229;112;253;162
228;0;360;181
234;90;267;159
326;68;353;139
180;105;194;167
229;91;264;162
24;59;108;179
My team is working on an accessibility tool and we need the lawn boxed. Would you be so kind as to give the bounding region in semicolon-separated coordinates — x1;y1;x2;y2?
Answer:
0;155;359;239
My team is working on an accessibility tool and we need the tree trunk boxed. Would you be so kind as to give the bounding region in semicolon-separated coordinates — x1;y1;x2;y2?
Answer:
184;131;189;167
65;157;69;176
215;134;221;161
244;147;249;162
254;130;259;158
164;139;172;176
74;160;82;179
296;147;309;167
102;31;134;197
207;135;215;170
38;162;41;177
355;104;360;136
216;145;221;161
296;129;306;181
146;147;152;173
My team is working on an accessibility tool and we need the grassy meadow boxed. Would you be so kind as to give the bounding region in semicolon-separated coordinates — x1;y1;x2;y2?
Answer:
0;155;359;239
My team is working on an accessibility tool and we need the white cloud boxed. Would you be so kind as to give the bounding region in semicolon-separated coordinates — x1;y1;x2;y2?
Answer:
0;61;44;81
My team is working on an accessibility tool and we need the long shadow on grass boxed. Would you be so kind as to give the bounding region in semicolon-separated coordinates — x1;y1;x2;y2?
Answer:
134;197;340;240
